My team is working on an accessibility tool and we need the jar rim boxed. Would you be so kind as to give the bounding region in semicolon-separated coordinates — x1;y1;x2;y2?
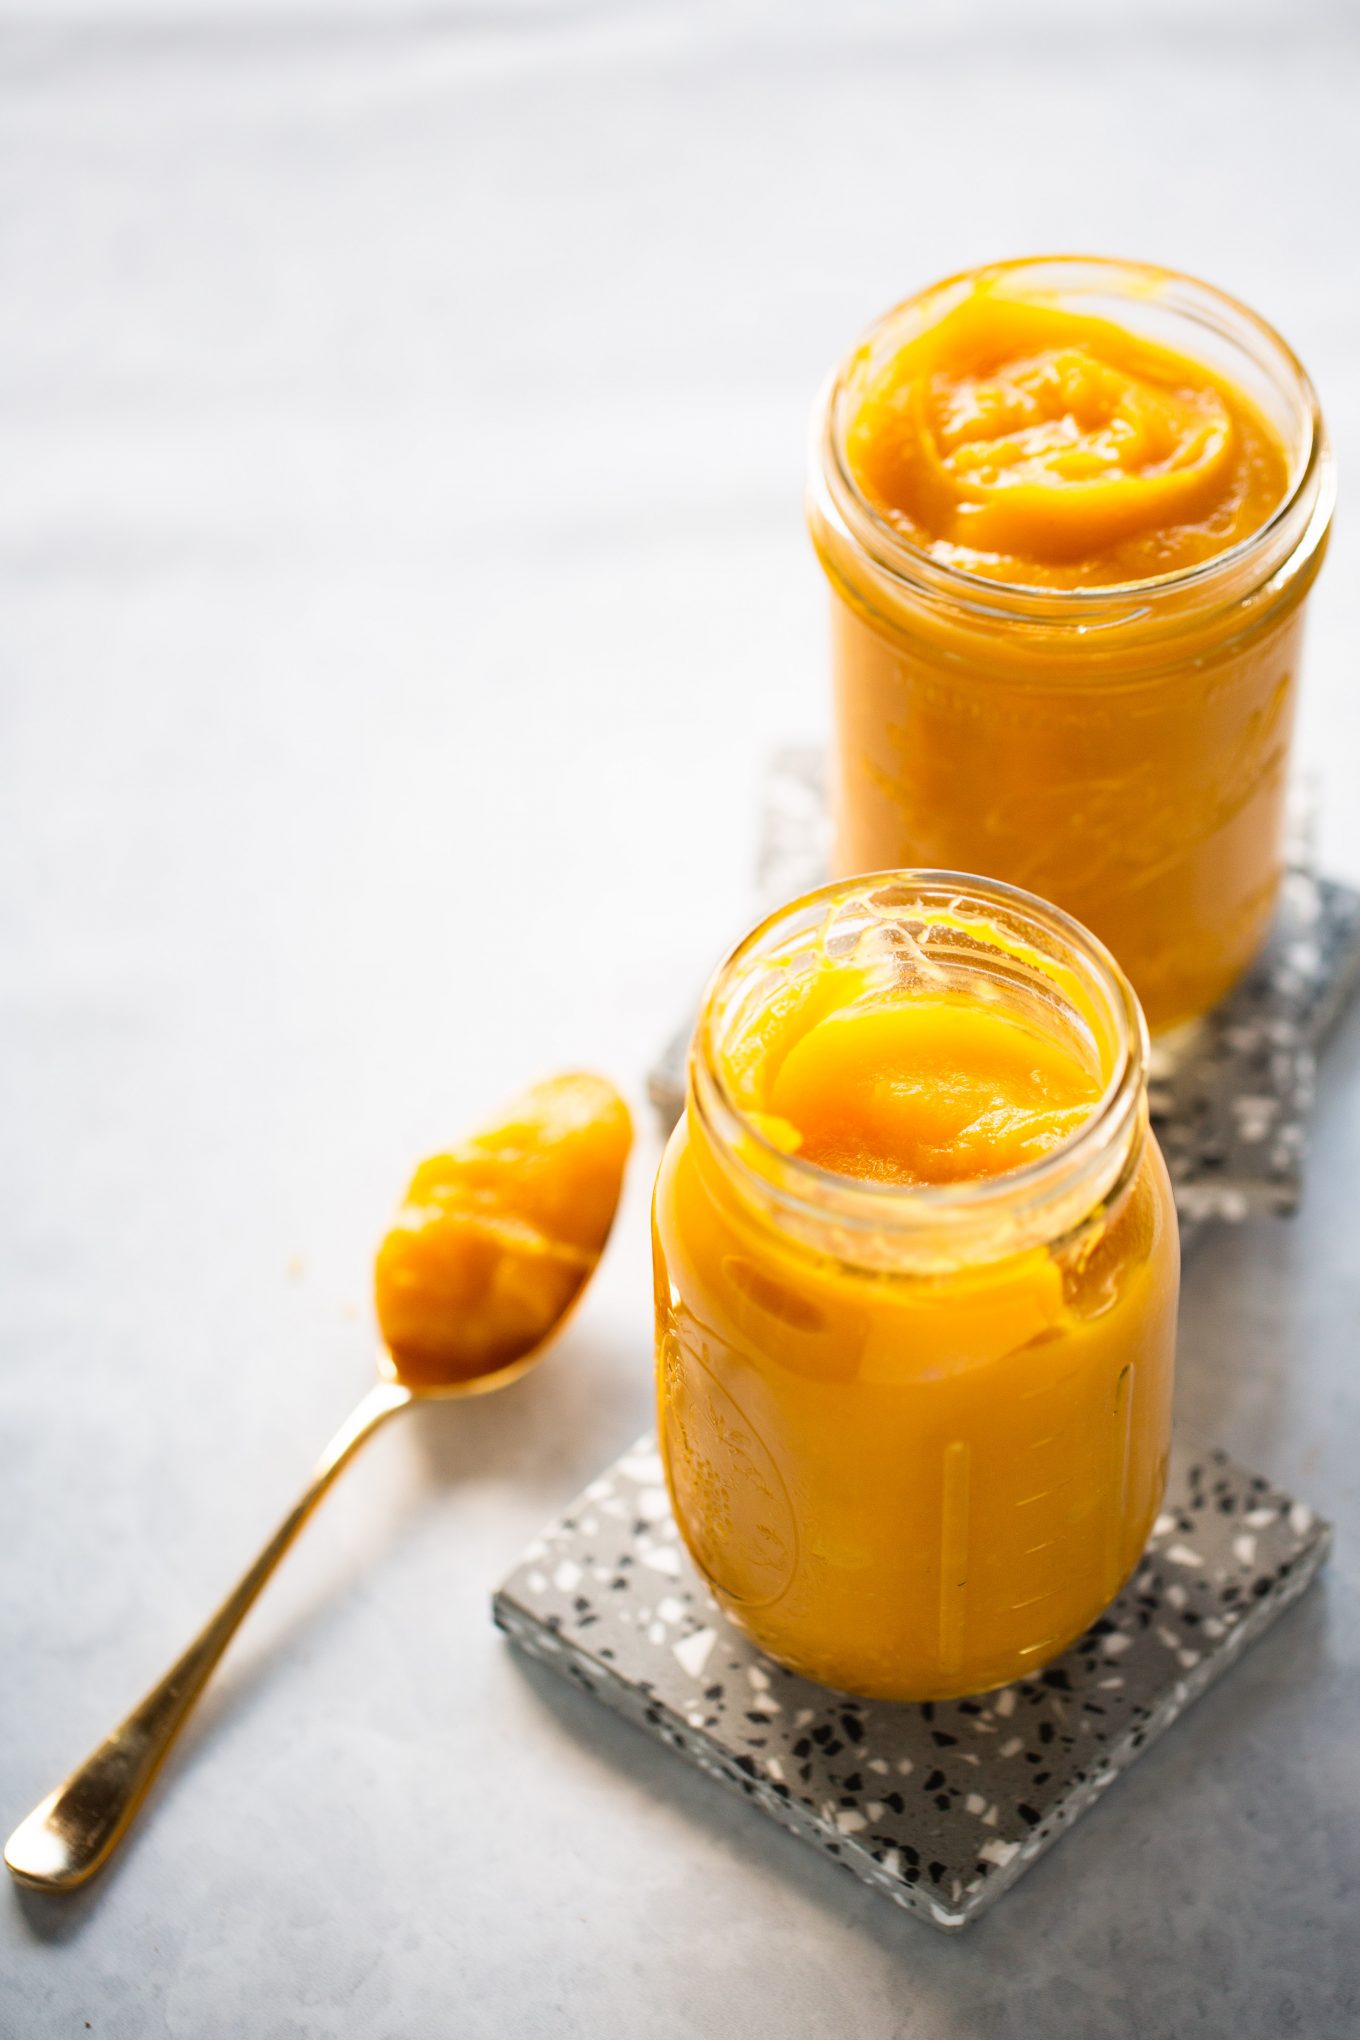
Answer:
690;870;1150;1270
812;254;1332;632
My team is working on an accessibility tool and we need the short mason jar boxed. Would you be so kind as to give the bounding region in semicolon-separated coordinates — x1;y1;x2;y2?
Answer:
807;257;1334;1034
652;872;1179;1701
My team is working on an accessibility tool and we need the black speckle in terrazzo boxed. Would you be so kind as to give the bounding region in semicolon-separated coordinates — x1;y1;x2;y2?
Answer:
493;1429;1331;1931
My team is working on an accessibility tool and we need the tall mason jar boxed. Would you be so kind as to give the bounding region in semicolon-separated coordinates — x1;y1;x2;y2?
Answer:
653;873;1179;1700
808;258;1333;1032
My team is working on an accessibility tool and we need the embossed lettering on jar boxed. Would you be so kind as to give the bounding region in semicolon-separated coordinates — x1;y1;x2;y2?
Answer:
652;875;1180;1701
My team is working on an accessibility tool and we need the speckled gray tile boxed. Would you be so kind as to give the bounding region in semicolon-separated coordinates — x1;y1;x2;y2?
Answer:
494;1434;1330;1931
646;748;1360;1235
1148;865;1360;1221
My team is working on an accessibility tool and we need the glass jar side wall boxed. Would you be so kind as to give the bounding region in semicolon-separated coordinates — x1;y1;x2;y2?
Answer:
653;1107;1179;1702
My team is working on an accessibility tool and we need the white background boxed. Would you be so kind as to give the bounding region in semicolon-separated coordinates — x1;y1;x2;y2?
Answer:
3;4;1359;2035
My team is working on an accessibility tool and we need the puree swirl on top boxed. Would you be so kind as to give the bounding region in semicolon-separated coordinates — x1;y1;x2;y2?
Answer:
845;286;1290;586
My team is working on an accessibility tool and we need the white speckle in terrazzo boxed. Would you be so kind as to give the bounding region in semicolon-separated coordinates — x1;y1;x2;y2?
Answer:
618;1453;665;1486
673;1627;717;1679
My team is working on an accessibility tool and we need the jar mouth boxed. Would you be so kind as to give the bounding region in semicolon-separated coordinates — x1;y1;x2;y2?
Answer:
691;870;1149;1271
812;254;1332;633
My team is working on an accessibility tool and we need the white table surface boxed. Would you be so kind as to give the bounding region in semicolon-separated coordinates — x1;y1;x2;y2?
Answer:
4;5;1360;2035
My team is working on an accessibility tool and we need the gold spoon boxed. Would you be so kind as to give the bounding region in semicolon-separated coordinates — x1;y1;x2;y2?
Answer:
5;1072;632;1893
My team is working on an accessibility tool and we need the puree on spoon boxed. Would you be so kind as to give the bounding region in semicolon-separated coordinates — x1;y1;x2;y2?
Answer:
376;1072;633;1387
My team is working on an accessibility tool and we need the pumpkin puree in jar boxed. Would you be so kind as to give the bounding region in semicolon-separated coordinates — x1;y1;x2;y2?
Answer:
654;888;1179;1700
846;289;1289;586
812;259;1331;1034
763;995;1100;1185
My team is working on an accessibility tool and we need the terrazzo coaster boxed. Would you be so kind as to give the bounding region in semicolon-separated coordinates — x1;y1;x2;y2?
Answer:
494;1435;1330;1931
646;747;1360;1228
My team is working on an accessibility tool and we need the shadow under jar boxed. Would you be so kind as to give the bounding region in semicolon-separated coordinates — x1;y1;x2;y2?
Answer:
808;257;1334;1034
652;874;1179;1701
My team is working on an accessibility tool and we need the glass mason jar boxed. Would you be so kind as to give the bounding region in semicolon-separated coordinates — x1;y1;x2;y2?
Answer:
652;873;1179;1700
808;258;1334;1034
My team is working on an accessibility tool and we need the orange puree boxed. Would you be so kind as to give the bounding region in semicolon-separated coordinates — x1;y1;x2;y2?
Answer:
376;1073;631;1388
846;290;1288;586
810;258;1333;1032
653;877;1179;1700
766;1000;1100;1186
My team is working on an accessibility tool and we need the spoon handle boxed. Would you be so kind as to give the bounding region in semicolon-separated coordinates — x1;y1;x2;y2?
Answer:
5;1376;413;1893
